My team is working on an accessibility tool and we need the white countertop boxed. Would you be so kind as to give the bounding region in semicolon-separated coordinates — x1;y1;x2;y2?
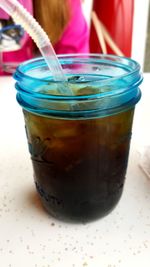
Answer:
0;74;150;267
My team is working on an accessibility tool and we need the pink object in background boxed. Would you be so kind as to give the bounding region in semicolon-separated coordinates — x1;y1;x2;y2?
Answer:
54;0;90;54
0;0;89;75
0;0;33;75
0;7;9;19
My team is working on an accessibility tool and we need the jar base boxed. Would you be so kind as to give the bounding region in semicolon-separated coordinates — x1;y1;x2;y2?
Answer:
37;188;123;223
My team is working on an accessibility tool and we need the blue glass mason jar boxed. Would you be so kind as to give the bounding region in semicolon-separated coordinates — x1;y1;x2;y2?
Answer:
14;54;143;222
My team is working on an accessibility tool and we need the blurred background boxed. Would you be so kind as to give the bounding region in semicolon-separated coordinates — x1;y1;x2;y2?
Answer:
0;0;150;74
144;2;150;72
82;0;150;71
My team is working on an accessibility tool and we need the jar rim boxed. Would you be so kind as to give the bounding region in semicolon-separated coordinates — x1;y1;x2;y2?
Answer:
14;54;142;118
15;53;141;86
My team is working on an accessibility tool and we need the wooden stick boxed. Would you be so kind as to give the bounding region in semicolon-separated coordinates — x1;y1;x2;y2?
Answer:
92;11;107;54
92;11;124;57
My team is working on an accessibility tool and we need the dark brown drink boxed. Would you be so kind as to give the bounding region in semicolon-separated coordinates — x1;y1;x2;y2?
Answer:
14;54;142;222
24;108;134;222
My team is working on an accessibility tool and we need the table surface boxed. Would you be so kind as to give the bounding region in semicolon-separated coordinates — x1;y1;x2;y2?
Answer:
0;74;150;267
